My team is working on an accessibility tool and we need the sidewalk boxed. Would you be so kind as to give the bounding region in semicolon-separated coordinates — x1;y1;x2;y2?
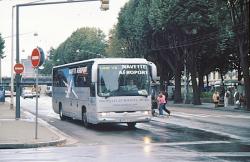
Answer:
167;101;249;113
0;101;67;149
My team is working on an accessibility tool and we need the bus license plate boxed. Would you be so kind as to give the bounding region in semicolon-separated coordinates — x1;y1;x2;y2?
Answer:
121;119;130;122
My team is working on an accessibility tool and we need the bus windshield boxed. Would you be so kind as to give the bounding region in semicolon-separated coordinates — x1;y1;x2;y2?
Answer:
98;64;150;97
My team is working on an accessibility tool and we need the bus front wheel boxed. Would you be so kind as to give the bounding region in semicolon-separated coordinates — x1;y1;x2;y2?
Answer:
127;122;136;129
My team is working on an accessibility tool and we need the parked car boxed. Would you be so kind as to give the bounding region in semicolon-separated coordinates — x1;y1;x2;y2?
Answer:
45;86;52;96
32;91;40;98
5;90;16;97
22;89;34;99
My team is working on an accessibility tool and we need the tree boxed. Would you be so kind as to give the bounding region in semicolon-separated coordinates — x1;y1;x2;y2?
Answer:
116;0;148;58
106;26;128;57
39;47;55;75
0;34;5;59
53;27;107;65
148;0;216;104
114;0;247;106
227;0;250;110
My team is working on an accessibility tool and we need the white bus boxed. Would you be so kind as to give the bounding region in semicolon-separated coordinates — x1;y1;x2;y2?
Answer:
52;58;157;128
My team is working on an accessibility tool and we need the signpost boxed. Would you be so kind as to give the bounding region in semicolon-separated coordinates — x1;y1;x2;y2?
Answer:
31;47;44;139
31;47;44;68
14;63;24;118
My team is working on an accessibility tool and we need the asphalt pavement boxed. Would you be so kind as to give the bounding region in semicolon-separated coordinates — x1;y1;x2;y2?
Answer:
0;99;248;149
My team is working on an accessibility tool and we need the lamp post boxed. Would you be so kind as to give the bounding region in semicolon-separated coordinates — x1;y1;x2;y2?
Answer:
10;5;15;110
14;0;102;119
0;57;2;85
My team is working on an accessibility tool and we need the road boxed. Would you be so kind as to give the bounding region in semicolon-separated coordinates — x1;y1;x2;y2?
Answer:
1;95;250;162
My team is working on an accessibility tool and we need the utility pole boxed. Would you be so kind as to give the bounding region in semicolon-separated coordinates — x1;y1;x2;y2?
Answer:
15;5;21;119
10;5;15;110
0;57;2;84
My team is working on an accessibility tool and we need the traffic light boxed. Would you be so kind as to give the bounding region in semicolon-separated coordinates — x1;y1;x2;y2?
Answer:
100;0;109;11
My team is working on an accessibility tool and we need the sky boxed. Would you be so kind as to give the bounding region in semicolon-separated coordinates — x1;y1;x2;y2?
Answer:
0;0;129;77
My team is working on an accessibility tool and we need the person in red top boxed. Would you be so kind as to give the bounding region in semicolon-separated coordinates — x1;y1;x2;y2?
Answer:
157;91;171;116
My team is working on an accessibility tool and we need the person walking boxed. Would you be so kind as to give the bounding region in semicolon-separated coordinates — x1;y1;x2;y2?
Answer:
212;91;220;107
224;90;230;107
157;91;171;116
234;90;240;108
239;93;245;108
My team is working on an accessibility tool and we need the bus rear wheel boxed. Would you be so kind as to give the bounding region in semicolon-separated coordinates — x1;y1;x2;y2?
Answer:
82;109;89;128
127;122;136;129
59;104;66;120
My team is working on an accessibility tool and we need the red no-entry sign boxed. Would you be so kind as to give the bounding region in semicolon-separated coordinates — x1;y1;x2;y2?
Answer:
14;63;24;74
31;48;41;68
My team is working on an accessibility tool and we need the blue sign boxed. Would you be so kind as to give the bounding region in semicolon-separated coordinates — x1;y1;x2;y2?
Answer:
0;86;5;102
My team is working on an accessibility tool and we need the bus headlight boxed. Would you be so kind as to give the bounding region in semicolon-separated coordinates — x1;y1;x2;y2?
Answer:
143;111;150;115
101;112;107;116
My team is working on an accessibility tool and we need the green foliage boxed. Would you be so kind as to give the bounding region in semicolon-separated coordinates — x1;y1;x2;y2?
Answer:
39;27;107;74
0;33;5;59
106;26;127;57
53;27;107;65
39;47;55;75
200;92;213;98
113;0;242;104
116;0;151;58
39;60;53;75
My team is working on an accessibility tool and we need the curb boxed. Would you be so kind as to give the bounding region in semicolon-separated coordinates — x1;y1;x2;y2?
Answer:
0;111;69;149
0;138;66;149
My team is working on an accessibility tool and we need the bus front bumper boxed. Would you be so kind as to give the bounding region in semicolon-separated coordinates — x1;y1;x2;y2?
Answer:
97;111;151;123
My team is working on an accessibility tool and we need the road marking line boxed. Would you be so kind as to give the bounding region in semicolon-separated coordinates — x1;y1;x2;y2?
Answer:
156;140;231;146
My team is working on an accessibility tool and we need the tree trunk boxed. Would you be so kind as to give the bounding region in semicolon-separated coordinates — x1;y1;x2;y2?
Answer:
160;77;165;91
188;54;201;105
206;74;209;88
198;74;204;93
237;65;242;82
190;68;201;105
174;60;182;103
239;42;250;110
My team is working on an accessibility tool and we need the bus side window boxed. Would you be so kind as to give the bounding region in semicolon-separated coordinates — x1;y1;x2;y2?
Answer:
90;83;95;97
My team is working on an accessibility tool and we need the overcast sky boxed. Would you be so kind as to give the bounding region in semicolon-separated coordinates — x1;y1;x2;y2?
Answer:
0;0;129;77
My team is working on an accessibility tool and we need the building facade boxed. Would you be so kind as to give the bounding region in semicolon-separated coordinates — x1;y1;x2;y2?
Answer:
21;56;36;78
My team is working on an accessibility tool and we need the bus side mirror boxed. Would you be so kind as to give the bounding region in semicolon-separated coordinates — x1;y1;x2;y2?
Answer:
90;83;96;97
148;62;157;81
91;63;98;82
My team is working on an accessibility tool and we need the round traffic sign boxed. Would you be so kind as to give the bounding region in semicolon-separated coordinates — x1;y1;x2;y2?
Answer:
31;47;45;68
31;48;41;68
14;63;24;74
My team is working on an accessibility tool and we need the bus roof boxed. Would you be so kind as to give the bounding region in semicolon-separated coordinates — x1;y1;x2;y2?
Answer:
53;58;149;69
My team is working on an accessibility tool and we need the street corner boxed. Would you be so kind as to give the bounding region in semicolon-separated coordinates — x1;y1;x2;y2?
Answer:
0;119;67;149
0;102;15;119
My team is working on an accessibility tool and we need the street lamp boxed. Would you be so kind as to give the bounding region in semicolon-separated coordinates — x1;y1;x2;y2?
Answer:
0;57;2;84
14;0;104;119
10;5;15;110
